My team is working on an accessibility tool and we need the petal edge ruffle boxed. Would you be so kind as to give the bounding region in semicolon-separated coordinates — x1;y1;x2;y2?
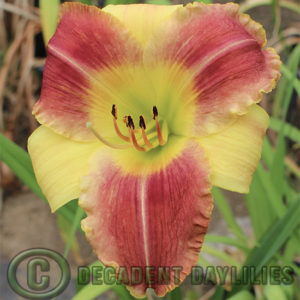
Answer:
33;2;143;141
80;140;213;297
144;2;281;137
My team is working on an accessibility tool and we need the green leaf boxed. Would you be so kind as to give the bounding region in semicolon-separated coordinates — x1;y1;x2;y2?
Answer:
271;0;279;26
204;234;250;253
194;0;212;3
270;130;286;202
212;187;247;244
240;0;300;15
275;253;300;276
270;118;300;146
265;120;300;179
79;0;94;4
40;0;59;45
281;65;300;95
105;0;139;5
245;170;276;239
112;285;137;300
63;204;85;258
273;44;300;118
264;285;288;300
212;195;300;299
261;136;274;169
146;0;171;4
73;282;111;300
268;49;300;202
0;133;43;198
245;160;287;238
227;290;255;300
201;245;241;267
257;163;286;218
74;261;136;300
74;261;110;299
282;235;300;262
230;194;300;295
209;286;225;300
169;287;182;300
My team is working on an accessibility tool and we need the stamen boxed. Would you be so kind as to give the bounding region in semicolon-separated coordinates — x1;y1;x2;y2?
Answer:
127;116;146;152
139;115;146;130
111;104;117;119
87;122;130;149
152;106;158;120
111;104;130;142
112;105;130;142
105;105;167;152
139;116;153;148
127;116;135;130
113;119;130;142
152;106;165;146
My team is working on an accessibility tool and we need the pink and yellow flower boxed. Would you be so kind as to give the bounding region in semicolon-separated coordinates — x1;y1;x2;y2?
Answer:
28;2;281;297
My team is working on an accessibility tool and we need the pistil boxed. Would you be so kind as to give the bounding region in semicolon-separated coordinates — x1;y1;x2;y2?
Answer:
86;122;130;149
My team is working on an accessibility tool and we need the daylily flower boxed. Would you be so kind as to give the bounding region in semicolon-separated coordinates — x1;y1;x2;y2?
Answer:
28;2;281;297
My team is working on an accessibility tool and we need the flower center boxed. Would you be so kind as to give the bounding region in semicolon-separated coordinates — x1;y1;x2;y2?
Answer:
87;104;168;152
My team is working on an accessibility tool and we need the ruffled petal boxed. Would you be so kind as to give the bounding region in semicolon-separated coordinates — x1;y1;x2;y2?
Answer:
80;140;213;297
33;2;142;140
28;126;100;211
144;2;280;136
198;105;269;193
103;4;181;47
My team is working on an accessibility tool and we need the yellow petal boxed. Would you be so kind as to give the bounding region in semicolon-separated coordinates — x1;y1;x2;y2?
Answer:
28;126;100;212
199;104;269;193
103;4;181;47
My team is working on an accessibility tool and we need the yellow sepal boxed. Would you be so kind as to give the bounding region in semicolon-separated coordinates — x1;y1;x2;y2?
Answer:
103;4;181;47
28;126;101;211
199;104;269;193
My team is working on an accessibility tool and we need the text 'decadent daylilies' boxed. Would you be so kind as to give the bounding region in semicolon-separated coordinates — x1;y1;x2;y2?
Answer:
28;2;281;297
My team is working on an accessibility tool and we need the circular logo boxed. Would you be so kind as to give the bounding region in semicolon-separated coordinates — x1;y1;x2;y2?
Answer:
7;248;70;299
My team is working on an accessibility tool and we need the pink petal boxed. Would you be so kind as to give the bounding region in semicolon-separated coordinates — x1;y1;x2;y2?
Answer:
33;3;142;140
80;141;213;297
144;3;281;136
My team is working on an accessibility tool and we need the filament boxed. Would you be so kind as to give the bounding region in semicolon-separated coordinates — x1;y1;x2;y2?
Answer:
152;106;165;146
113;119;130;142
126;116;146;152
107;104;167;152
112;105;130;142
129;129;147;152
155;119;166;146
139;115;153;148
